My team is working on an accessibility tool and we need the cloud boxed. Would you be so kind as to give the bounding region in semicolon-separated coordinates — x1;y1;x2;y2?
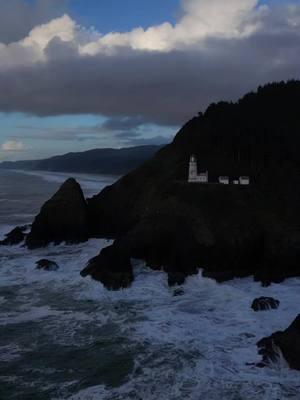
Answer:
126;135;172;146
101;116;147;132
0;0;68;44
80;0;264;54
1;140;25;151
12;118;174;147
0;0;299;126
0;0;265;68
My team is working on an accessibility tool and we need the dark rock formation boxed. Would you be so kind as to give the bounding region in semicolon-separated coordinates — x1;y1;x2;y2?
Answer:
36;259;59;271
257;315;300;370
26;178;89;249
84;81;300;287
173;288;185;297
0;225;28;246
251;297;280;311
116;209;201;285
80;244;133;290
22;81;300;288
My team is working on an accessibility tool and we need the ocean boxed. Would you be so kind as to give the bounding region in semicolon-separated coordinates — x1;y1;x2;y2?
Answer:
0;169;300;400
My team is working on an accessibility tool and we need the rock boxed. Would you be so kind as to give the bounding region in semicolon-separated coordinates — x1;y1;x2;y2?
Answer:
26;178;89;249
173;288;185;297
80;244;133;290
251;297;280;311
257;315;300;370
0;225;28;246
36;259;59;271
84;82;300;286
122;210;201;286
167;271;187;287
202;269;251;282
254;270;285;286
26;82;300;285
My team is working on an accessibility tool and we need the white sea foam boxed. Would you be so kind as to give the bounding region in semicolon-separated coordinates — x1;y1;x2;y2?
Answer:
0;224;14;239
1;236;300;400
65;385;108;400
0;344;22;362
1;171;300;399
0;199;23;202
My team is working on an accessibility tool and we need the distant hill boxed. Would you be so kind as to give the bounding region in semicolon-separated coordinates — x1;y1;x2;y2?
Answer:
0;145;163;175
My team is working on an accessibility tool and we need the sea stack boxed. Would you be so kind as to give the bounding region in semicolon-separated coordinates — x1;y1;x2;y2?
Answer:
26;178;89;249
257;315;300;370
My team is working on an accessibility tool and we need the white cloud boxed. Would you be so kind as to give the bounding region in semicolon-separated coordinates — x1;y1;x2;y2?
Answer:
22;14;77;51
0;0;299;125
0;14;81;68
0;0;274;67
1;140;25;151
80;0;265;54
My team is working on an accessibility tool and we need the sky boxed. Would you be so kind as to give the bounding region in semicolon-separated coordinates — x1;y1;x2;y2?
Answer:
0;0;299;161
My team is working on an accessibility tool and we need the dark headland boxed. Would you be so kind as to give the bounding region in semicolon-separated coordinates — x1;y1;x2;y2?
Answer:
0;145;163;176
4;80;300;370
25;80;300;287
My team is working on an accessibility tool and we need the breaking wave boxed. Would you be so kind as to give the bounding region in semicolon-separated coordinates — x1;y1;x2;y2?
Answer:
0;170;300;400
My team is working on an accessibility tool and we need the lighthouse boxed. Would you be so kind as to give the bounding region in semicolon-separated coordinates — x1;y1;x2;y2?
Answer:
188;155;208;183
188;155;198;182
187;154;250;185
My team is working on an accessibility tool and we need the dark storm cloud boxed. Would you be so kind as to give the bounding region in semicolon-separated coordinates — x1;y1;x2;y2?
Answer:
0;0;68;44
126;135;172;146
12;119;172;146
0;24;300;125
101;116;147;132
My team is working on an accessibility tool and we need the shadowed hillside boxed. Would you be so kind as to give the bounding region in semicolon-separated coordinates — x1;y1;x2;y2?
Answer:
0;145;163;175
26;80;300;288
88;80;300;236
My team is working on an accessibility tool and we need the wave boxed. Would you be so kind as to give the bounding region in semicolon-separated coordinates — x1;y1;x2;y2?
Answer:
0;237;300;399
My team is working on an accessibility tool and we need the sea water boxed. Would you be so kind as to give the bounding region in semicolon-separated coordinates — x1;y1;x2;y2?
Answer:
0;169;300;400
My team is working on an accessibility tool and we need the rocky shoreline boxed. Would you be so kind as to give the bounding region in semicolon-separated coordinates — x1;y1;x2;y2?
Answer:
2;81;300;371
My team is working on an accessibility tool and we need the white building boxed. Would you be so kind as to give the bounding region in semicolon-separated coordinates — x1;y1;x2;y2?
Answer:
188;155;250;185
239;176;250;185
219;176;229;185
188;155;208;183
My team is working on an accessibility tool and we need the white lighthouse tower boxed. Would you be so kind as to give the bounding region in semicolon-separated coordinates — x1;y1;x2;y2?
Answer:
188;154;198;182
188;155;208;183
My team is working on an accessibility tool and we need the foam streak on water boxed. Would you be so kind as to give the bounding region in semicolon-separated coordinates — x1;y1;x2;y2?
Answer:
0;170;300;400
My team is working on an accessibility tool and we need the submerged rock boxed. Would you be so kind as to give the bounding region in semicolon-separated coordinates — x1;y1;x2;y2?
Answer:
257;315;300;370
26;178;89;249
0;225;28;246
202;269;251;282
80;244;133;290
251;297;280;311
173;288;185;297
36;259;59;271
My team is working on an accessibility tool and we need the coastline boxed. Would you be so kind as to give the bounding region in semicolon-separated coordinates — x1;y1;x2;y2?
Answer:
1;169;300;398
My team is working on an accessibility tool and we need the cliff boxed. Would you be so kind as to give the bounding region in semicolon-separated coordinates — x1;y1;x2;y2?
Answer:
25;80;300;288
84;81;300;286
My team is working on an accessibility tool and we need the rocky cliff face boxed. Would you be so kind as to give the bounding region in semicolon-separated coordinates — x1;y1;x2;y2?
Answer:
26;178;88;249
257;315;300;370
26;81;300;288
84;81;300;287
